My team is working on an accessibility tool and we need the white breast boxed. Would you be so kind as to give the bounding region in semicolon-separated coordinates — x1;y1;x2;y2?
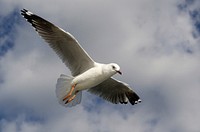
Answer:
72;66;113;91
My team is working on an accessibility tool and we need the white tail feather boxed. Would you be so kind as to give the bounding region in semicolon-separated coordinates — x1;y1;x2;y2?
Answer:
56;74;82;107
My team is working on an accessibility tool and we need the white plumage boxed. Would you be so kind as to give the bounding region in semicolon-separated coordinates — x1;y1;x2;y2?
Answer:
21;9;141;107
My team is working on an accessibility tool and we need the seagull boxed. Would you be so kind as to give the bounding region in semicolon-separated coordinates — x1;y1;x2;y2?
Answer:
21;9;141;107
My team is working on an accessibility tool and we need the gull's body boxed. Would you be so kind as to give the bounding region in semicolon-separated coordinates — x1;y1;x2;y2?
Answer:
72;63;116;91
21;9;141;107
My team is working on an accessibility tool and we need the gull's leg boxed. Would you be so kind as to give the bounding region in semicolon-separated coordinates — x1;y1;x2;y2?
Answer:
65;91;79;104
63;84;76;101
65;95;76;104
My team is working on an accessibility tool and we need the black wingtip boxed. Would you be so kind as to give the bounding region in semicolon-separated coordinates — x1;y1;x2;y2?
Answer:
21;9;29;17
20;9;36;27
126;92;141;105
21;9;27;12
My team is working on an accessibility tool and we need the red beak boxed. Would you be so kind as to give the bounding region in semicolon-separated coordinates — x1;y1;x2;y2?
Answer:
117;70;122;75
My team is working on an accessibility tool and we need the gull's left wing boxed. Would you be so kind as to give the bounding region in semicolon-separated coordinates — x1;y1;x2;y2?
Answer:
88;78;141;105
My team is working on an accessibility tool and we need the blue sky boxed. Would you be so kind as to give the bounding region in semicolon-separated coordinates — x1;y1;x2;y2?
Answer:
0;9;21;56
0;0;200;132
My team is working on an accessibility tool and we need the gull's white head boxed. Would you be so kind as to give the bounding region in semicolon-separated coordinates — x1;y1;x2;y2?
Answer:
109;63;122;75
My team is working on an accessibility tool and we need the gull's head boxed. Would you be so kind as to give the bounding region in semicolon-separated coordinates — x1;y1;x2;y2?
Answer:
109;63;122;75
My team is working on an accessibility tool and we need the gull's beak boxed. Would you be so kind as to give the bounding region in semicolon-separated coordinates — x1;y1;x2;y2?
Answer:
117;70;122;75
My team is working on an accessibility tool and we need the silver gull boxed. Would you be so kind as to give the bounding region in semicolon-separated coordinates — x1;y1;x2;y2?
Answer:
21;9;141;107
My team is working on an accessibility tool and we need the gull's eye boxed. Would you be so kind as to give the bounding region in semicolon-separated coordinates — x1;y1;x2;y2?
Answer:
112;65;116;69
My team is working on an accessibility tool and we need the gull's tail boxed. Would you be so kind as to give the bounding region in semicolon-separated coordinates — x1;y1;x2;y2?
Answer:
56;74;82;107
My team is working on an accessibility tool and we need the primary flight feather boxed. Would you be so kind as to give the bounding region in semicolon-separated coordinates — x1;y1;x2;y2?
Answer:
21;9;141;107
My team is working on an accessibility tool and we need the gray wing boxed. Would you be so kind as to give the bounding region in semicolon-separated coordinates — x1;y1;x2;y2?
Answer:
21;9;94;76
88;78;141;105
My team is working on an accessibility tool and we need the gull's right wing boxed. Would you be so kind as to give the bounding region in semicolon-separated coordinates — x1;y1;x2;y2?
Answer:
21;9;95;76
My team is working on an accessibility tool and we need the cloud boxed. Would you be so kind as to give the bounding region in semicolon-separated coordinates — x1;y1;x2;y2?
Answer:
0;0;200;132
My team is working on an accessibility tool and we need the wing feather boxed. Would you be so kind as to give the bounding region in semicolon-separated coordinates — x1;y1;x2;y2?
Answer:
21;9;94;76
88;78;141;105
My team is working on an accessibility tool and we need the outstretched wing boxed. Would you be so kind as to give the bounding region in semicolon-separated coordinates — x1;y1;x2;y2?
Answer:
21;9;94;76
88;78;141;105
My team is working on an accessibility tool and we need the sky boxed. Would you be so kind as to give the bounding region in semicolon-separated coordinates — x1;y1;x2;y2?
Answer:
0;0;200;132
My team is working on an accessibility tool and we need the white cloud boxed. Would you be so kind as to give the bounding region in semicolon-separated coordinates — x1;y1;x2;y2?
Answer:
0;0;200;132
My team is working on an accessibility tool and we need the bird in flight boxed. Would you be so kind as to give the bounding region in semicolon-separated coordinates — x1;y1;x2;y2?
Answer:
21;9;141;107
